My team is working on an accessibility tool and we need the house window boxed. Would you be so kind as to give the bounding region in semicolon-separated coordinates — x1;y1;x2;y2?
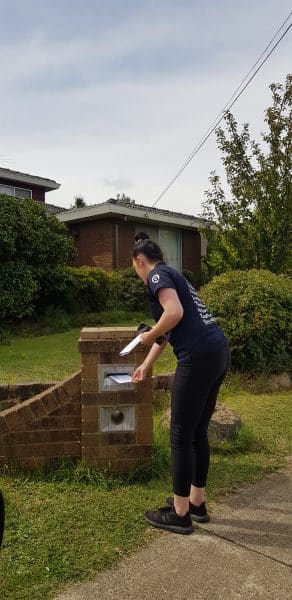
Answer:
135;224;159;244
134;224;181;271
158;228;181;271
0;183;32;199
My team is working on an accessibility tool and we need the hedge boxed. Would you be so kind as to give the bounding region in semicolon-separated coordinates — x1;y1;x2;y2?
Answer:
200;269;292;374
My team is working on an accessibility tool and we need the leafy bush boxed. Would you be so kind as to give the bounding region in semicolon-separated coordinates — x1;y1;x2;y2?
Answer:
106;270;124;310
0;195;75;327
71;310;149;328
64;266;109;312
0;260;37;322
200;269;292;374
118;268;147;311
107;268;147;311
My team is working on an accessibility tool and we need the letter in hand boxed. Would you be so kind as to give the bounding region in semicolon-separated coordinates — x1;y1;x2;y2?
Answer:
131;364;148;383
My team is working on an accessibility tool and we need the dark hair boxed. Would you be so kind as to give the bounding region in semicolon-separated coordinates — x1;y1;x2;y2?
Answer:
133;231;164;262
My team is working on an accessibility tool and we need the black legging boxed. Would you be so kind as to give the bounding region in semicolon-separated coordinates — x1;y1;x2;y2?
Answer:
170;340;230;497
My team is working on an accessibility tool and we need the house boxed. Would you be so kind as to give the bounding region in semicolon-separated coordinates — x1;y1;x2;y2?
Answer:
0;167;63;213
58;198;209;281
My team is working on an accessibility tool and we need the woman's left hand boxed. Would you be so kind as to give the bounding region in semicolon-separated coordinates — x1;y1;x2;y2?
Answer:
140;331;156;345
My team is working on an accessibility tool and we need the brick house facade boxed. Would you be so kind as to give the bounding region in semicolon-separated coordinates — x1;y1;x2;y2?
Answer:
58;199;208;281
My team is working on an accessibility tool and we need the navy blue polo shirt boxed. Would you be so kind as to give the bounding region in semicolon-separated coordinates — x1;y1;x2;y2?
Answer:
147;262;226;363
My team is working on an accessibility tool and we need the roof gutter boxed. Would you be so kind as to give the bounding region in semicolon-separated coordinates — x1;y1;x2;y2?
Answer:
57;202;210;230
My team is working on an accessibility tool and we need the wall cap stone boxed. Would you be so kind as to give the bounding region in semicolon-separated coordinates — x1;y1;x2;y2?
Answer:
79;327;137;341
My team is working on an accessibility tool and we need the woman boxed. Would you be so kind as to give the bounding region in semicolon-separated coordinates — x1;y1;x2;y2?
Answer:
132;232;230;535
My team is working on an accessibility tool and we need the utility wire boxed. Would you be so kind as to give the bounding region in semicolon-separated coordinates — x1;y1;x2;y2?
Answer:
151;12;292;209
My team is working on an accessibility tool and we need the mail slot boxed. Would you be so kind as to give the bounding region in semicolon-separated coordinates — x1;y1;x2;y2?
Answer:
98;364;135;392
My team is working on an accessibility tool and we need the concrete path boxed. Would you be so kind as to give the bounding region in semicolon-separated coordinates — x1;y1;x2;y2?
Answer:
56;458;292;600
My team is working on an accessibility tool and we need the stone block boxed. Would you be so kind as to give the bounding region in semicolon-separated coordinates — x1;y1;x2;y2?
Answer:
100;431;136;446
136;429;153;445
81;364;98;380
118;445;152;458
41;393;59;414
136;416;153;434
81;378;99;394
81;393;99;406
82;405;99;421
0;418;8;435
4;409;25;431
82;419;99;433
136;404;153;418
81;353;99;366
82;432;99;447
208;403;242;442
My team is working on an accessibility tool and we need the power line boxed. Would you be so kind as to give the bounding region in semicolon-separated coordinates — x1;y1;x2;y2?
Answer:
151;11;292;209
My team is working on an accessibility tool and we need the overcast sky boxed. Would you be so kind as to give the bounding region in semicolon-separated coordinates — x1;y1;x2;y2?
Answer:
0;1;291;214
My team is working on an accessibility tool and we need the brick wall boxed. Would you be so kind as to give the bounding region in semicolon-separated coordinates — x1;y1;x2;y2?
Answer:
66;216;202;277
0;372;81;469
116;220;135;268
30;185;46;203
69;219;114;269
79;327;153;473
182;229;201;282
0;382;55;412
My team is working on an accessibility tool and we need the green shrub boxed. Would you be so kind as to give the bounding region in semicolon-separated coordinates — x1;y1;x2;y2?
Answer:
0;194;75;327
106;270;124;310
0;260;37;322
107;268;147;312
200;269;292;374
71;310;150;328
63;266;109;312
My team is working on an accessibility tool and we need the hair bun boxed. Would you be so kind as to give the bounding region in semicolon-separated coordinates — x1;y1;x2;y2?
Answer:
134;231;150;243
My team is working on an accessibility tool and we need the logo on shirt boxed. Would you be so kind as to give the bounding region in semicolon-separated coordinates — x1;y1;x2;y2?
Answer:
152;274;160;284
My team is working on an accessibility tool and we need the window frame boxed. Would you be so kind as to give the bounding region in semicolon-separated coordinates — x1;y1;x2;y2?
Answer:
0;183;32;199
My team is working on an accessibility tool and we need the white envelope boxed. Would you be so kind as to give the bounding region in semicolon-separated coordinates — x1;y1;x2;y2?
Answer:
119;333;142;356
108;373;133;384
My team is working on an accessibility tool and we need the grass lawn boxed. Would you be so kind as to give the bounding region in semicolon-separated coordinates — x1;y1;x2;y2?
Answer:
0;320;176;384
0;325;291;599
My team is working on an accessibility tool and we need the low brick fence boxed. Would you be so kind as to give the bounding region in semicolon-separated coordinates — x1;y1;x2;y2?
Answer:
0;364;242;470
0;372;81;469
0;382;55;412
0;370;166;471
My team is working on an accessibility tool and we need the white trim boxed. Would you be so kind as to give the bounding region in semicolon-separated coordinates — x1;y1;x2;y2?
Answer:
0;168;60;191
58;201;209;230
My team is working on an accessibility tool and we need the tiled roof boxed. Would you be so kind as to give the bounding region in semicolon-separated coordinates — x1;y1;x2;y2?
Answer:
45;203;68;215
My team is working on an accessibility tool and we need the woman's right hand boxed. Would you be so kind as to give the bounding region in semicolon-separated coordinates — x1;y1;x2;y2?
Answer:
132;363;148;382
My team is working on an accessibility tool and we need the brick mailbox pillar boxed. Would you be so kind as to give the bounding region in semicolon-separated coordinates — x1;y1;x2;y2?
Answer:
78;327;154;472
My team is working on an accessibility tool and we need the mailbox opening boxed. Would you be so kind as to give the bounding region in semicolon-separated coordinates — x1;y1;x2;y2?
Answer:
98;364;135;392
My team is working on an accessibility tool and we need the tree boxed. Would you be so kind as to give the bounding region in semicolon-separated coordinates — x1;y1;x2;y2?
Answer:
116;193;135;204
202;74;292;277
0;195;75;324
72;195;86;208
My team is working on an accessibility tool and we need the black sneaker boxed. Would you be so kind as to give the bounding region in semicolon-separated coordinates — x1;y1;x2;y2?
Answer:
144;505;194;535
166;497;210;522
